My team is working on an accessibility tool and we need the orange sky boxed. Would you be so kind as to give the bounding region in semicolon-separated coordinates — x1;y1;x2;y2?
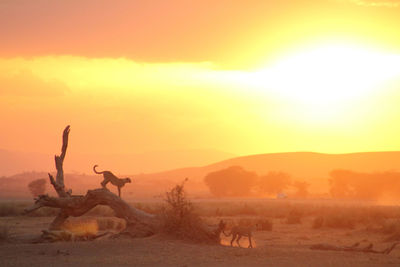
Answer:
1;0;400;167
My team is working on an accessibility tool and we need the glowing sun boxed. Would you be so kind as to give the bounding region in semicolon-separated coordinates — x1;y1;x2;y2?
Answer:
238;43;400;122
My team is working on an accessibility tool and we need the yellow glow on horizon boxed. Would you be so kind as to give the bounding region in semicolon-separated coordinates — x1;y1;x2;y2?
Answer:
1;42;400;155
236;43;400;123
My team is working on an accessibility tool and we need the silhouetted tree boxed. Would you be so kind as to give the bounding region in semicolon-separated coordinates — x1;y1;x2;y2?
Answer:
258;171;291;196
329;169;353;198
28;178;47;197
293;180;309;198
204;166;257;197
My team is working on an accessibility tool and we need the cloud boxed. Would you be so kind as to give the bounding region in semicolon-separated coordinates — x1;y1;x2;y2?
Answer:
347;0;400;7
0;69;69;97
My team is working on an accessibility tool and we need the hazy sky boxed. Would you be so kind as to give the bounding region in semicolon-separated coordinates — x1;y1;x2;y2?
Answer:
1;0;400;158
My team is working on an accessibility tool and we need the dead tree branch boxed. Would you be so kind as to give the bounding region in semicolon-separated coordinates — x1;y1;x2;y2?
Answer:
51;125;70;197
310;242;399;254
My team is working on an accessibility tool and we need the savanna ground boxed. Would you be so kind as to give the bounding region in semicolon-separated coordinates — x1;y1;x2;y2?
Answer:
1;199;400;266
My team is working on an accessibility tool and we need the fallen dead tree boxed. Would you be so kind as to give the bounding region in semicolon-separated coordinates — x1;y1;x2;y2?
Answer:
310;242;399;254
24;126;222;243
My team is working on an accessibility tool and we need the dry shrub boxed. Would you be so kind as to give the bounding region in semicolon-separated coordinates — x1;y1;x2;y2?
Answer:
286;208;303;224
319;213;355;229
160;179;219;243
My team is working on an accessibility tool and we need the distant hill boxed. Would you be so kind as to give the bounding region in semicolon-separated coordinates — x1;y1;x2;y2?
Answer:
0;148;235;176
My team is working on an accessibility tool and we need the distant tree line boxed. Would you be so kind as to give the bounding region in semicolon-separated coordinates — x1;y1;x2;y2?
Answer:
204;166;400;200
203;166;309;198
329;169;400;200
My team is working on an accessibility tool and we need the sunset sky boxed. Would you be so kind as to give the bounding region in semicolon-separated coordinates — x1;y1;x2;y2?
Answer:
1;0;400;164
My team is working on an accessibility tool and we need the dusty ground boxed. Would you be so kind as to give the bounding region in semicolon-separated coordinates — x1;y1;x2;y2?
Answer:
1;216;400;266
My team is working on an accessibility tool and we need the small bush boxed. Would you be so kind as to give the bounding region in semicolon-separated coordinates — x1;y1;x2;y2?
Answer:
160;179;219;243
286;209;302;224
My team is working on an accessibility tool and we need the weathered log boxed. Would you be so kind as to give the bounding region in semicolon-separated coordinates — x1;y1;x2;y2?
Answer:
25;188;160;235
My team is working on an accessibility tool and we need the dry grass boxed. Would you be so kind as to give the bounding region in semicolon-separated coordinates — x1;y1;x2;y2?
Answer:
309;205;398;230
2;199;400;222
3;198;400;241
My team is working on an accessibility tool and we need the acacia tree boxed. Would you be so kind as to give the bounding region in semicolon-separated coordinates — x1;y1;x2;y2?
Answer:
293;180;310;198
204;166;258;197
257;171;291;196
28;178;47;197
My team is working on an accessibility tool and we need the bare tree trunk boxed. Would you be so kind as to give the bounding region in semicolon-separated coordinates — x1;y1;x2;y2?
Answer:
52;125;71;198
